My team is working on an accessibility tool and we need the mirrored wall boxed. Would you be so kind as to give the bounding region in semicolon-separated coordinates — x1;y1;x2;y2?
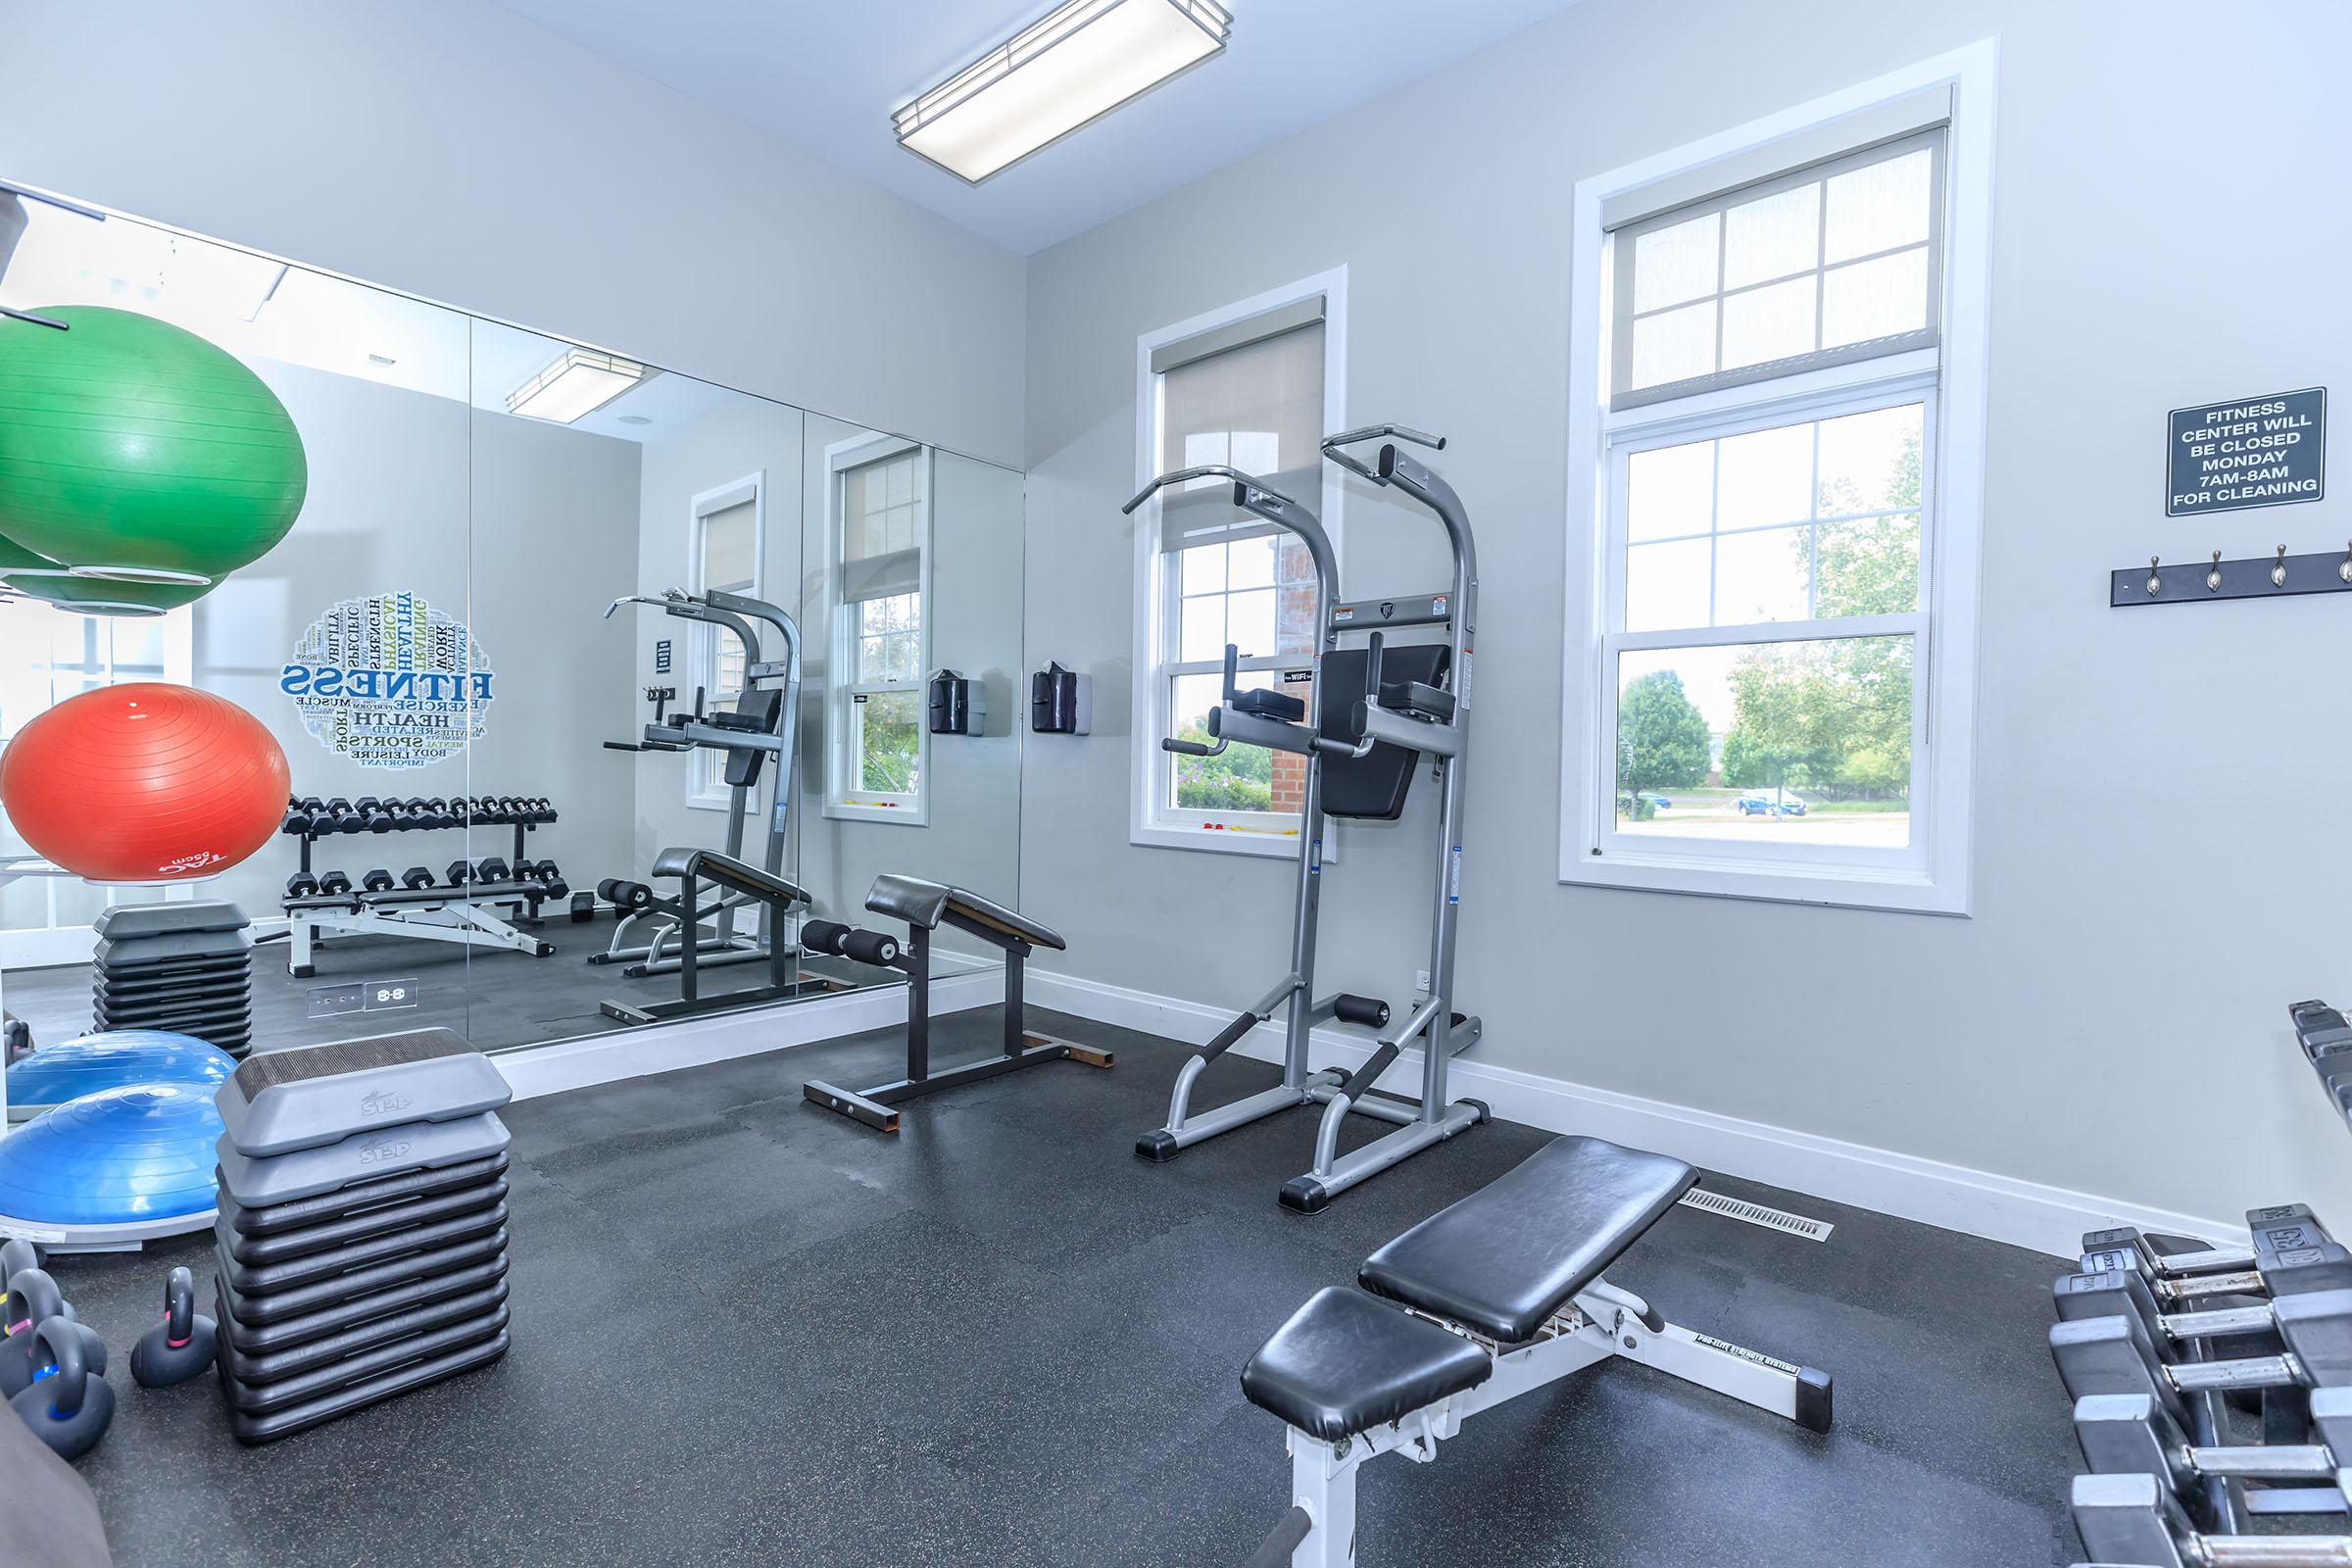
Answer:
0;179;1025;1074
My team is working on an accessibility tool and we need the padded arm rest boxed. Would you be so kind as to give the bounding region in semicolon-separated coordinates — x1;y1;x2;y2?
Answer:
1358;1136;1695;1343
867;873;1066;952
650;847;809;908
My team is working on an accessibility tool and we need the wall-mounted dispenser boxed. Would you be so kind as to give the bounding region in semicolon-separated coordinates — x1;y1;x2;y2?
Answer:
1030;662;1091;735
928;668;986;736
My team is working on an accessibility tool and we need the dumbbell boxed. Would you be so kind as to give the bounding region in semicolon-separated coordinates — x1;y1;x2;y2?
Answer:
285;871;320;901
801;918;902;967
534;861;568;900
401;866;436;891
402;797;445;829
467;798;504;825
129;1267;216;1389
360;797;401;833
569;891;595;923
318;869;354;899
527;798;556;823
2049;1292;2352;1435
445;860;476;888
283;796;325;835
362;868;396;894
2074;1471;2352;1567
2084;1208;2352;1304
474;858;511;886
2074;1387;2352;1503
8;1317;114;1460
513;861;544;887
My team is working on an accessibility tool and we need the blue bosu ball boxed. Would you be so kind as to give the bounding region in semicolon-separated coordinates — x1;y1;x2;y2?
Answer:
0;1083;222;1238
8;1031;235;1119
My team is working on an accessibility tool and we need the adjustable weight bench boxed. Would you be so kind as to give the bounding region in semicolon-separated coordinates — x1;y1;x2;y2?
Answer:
803;874;1110;1132
1238;1136;1832;1566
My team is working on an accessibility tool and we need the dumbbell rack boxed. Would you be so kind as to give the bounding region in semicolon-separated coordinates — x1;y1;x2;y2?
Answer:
2054;1203;2352;1564
2290;1002;2352;1135
275;798;564;979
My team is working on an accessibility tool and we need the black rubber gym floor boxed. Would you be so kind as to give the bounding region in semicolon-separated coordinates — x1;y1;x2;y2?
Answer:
40;1009;2080;1566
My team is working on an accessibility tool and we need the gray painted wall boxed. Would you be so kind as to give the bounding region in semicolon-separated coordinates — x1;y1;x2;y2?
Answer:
0;0;1028;468
1019;0;2352;1226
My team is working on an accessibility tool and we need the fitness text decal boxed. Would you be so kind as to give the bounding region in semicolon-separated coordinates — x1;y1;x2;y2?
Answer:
280;592;493;769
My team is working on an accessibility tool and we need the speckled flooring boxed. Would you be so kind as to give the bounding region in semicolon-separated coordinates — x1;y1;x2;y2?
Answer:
39;1009;2078;1566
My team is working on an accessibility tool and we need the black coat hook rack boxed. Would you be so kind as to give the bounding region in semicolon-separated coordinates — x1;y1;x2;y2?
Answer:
2111;542;2352;608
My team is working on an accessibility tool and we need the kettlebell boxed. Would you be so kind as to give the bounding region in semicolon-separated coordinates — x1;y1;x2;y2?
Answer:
0;1272;103;1398
9;1317;114;1460
130;1267;216;1388
0;1242;46;1330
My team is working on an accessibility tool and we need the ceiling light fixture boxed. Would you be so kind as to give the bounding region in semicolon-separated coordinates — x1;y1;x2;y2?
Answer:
895;0;1233;184
506;347;646;423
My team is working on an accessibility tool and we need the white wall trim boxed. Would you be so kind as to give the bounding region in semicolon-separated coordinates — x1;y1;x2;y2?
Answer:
1024;966;2243;1258
491;968;1000;1102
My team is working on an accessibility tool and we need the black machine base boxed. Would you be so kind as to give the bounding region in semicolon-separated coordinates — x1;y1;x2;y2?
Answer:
806;1033;1110;1134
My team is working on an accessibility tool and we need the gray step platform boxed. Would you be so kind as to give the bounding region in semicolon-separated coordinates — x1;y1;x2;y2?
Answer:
218;1028;512;1157
94;901;250;939
216;1113;511;1207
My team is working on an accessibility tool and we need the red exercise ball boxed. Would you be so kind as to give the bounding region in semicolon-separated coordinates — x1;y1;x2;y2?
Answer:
0;684;290;883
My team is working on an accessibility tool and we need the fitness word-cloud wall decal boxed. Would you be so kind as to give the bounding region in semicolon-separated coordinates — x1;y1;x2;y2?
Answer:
280;592;493;768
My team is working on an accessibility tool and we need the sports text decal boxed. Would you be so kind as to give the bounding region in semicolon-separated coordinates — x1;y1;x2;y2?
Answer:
280;592;492;768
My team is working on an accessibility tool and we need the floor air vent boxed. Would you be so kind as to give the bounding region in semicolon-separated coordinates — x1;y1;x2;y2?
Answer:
1678;1188;1835;1242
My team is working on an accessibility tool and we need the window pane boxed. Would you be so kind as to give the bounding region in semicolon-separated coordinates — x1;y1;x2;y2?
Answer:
1715;527;1811;624
1632;212;1720;313
1815;514;1920;616
1625;538;1711;632
1824;148;1933;264
1716;422;1812;530
1817;403;1925;516
884;631;921;683
855;690;921;795
1723;184;1820;290
1168;670;1302;814
1629;300;1716;389
1720;275;1817;370
1179;595;1225;662
1277;582;1319;656
857;635;886;681
1613;636;1912;847
1226;588;1276;657
1627;439;1714;542
1822;247;1929;347
1180;541;1226;596
1227;535;1277;591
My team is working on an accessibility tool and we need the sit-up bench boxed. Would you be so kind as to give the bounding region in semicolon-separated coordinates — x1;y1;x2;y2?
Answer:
600;847;822;1026
803;874;1110;1132
1238;1136;1832;1565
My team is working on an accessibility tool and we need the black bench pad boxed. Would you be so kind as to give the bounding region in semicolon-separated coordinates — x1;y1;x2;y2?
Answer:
650;846;808;907
1242;1287;1493;1442
1359;1136;1694;1343
867;874;1064;952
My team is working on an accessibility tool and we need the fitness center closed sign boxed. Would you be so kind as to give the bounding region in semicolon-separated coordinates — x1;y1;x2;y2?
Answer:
281;591;494;768
2167;388;2327;516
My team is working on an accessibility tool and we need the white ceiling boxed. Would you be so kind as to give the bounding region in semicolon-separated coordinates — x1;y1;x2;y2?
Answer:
498;0;1587;254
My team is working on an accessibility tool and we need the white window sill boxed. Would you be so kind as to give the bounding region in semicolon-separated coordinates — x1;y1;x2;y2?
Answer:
825;798;927;827
1130;819;1326;861
1561;845;1968;916
686;792;732;813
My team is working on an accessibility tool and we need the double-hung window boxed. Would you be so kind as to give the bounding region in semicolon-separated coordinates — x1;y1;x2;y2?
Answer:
686;474;763;809
1131;272;1344;858
826;437;929;822
1564;51;1994;912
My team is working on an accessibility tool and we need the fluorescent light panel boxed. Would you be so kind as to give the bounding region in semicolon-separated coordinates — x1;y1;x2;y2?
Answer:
506;347;645;423
896;0;1233;183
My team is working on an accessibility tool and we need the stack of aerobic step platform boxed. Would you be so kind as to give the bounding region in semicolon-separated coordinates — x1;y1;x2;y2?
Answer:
91;902;255;1059
211;1028;514;1443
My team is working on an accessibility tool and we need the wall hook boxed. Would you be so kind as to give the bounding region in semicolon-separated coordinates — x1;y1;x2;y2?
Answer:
2146;556;2163;596
2274;546;2290;588
2207;550;2224;592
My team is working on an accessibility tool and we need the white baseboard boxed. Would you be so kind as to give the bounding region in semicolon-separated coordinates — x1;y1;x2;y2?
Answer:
492;969;1002;1102
1026;968;2242;1259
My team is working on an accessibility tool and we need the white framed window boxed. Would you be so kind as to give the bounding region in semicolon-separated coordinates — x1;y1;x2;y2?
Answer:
1560;43;1995;914
1130;268;1347;858
824;434;930;824
685;472;765;810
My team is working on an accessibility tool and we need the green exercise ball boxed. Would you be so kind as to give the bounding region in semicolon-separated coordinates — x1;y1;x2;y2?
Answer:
4;570;208;617
0;306;308;584
0;531;67;574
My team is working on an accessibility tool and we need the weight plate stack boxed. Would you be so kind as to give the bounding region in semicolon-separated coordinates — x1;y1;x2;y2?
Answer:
208;1027;514;1443
89;902;256;1059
